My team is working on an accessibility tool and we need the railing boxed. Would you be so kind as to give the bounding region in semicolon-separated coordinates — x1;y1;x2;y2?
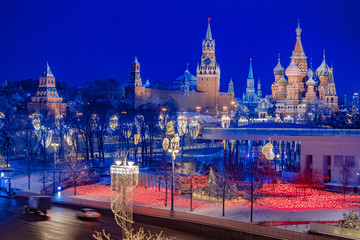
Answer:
310;222;360;239
203;127;360;137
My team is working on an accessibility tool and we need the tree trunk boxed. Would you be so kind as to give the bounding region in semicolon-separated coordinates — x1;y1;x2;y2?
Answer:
190;176;193;211
27;160;31;190
222;185;225;216
165;180;168;207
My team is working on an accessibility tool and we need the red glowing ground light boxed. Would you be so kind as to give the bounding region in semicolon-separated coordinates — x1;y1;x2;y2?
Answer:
65;183;360;211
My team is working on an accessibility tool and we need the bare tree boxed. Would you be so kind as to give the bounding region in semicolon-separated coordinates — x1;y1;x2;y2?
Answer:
15;114;40;189
65;150;86;196
157;154;171;207
214;164;239;216
240;155;265;222
178;160;201;212
339;161;354;202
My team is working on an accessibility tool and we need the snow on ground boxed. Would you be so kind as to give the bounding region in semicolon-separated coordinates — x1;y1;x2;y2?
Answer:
274;224;310;233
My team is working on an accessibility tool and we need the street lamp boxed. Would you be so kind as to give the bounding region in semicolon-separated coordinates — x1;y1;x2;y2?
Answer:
110;152;139;239
51;142;59;194
163;134;180;212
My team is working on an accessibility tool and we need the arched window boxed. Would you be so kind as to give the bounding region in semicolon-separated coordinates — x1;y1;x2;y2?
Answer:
331;97;334;103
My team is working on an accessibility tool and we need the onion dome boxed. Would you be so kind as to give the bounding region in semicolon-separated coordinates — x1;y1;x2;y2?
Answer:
307;66;314;80
277;76;288;86
273;54;285;75
316;50;330;77
285;61;301;77
306;78;316;86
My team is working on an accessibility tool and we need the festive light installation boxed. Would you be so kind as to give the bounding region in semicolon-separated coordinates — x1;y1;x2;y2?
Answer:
158;108;168;130
90;114;98;131
238;117;249;126
109;115;118;131
221;115;231;128
177;113;188;159
122;123;133;139
162;138;169;151
134;134;141;146
177;113;188;136
0;112;4;129
165;121;175;136
110;153;139;239
30;113;41;131
262;141;275;160
66;183;360;212
275;115;283;123
135;115;149;139
0;154;9;168
188;119;200;139
55;115;73;146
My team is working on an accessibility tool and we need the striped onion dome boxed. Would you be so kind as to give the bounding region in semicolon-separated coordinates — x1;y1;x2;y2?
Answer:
285;61;301;77
307;66;315;80
273;55;285;75
316;50;331;77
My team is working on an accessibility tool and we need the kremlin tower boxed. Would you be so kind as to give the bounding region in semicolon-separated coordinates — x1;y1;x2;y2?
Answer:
27;63;66;116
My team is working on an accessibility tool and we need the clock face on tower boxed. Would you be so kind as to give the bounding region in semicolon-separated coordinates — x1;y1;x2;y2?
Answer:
204;57;212;66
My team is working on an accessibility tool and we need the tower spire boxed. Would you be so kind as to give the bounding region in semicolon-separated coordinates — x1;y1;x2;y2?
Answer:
293;20;305;57
205;18;212;41
297;18;300;30
248;58;254;79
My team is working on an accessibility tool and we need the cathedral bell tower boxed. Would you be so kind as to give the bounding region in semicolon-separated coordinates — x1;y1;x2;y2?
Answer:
197;18;221;109
291;20;308;92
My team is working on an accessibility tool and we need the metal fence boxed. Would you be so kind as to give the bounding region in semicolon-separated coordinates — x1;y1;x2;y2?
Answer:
203;127;360;137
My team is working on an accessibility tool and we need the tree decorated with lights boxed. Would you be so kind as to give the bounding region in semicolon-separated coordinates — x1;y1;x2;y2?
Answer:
110;152;139;238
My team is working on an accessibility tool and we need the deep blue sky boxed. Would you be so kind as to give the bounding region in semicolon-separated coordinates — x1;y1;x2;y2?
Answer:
0;0;359;99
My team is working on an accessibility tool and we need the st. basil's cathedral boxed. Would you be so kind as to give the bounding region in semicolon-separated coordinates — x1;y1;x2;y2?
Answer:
271;22;338;119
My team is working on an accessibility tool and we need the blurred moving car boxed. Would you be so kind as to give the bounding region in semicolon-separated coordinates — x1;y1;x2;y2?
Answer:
76;208;101;220
25;196;52;216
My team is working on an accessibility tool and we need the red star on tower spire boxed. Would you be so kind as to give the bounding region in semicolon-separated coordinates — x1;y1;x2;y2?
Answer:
208;17;211;22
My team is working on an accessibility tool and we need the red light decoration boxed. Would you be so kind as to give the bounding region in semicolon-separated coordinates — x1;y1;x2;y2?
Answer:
65;183;360;211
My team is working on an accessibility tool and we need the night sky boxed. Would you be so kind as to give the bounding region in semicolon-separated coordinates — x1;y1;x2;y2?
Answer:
0;0;359;99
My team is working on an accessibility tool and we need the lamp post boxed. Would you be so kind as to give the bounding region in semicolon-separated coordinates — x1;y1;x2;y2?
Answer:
110;152;139;239
51;142;59;194
163;134;180;212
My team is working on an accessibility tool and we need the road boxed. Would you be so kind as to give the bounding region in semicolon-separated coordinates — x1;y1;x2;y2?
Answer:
0;197;207;240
